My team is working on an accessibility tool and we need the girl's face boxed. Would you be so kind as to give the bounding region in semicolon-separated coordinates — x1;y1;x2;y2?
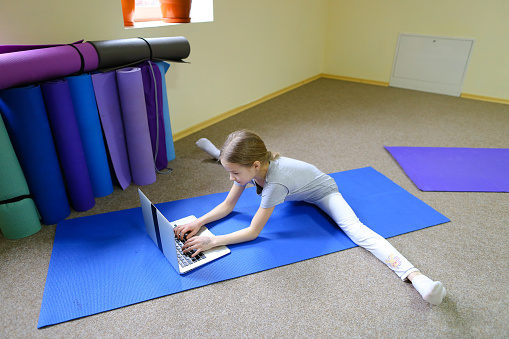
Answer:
221;160;259;186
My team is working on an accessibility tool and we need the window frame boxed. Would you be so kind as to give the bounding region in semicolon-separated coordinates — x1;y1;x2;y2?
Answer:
127;0;214;28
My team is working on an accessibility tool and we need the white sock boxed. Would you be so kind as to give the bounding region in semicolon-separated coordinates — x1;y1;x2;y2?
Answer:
411;274;446;305
196;138;220;159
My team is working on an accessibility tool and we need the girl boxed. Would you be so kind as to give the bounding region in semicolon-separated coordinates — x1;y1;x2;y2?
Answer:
176;130;446;305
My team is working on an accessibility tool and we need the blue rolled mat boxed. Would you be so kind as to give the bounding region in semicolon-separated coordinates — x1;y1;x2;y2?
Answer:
154;61;176;161
0;114;41;239
66;74;113;198
0;85;70;225
91;71;132;190
41;79;95;212
38;167;449;327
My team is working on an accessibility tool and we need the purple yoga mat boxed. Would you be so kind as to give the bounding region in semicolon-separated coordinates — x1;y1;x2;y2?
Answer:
0;40;84;54
116;67;156;186
140;60;168;171
0;42;98;90
41;79;95;211
91;72;132;190
385;146;509;192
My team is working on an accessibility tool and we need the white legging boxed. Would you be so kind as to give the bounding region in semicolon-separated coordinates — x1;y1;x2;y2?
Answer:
313;192;418;280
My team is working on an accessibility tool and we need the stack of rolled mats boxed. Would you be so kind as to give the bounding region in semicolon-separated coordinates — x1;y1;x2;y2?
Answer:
0;37;190;239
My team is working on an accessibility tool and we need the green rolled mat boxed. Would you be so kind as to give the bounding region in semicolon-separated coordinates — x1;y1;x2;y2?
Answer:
0;115;41;239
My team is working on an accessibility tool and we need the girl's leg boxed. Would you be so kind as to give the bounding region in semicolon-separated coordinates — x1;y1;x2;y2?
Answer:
196;138;220;159
315;192;417;280
314;192;446;305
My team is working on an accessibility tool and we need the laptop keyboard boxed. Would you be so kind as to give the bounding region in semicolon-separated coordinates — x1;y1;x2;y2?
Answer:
174;236;207;267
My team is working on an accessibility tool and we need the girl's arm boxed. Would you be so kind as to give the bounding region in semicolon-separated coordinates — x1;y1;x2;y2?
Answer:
214;206;274;246
181;205;275;256
174;183;245;240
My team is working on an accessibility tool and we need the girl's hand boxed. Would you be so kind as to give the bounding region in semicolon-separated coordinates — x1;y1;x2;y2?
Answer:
174;220;201;241
181;236;215;257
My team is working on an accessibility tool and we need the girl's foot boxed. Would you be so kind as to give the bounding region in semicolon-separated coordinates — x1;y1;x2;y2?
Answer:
411;274;446;305
196;138;220;159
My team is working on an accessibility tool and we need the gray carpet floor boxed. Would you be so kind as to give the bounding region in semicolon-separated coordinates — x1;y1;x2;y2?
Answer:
1;78;508;338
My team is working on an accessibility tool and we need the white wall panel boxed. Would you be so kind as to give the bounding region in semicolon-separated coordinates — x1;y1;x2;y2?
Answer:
390;34;474;96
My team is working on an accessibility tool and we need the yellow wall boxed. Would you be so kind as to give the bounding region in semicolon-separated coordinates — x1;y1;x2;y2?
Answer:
324;0;509;100
0;1;328;134
0;0;507;135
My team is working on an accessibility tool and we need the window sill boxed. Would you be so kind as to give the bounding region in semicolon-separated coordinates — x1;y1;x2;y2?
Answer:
125;17;212;29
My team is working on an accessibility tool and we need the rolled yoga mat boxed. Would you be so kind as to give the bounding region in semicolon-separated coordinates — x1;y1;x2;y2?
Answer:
140;60;168;171
0;115;41;239
38;167;450;328
0;85;70;225
41;79;95;212
0;40;85;53
89;36;190;70
91;71;132;190
116;67;156;186
154;61;176;161
66;73;113;198
0;42;98;91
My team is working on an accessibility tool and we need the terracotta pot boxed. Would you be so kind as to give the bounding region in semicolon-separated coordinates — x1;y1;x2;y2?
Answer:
160;0;192;23
121;0;136;26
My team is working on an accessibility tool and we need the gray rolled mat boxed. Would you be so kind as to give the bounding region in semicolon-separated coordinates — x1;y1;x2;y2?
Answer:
88;36;190;70
0;115;41;239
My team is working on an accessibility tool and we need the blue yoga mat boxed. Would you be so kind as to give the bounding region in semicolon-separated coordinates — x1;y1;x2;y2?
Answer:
38;167;449;328
154;61;176;161
66;73;113;198
0;84;70;225
385;146;509;192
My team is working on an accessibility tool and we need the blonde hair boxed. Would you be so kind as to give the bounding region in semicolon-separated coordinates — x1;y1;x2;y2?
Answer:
219;130;279;167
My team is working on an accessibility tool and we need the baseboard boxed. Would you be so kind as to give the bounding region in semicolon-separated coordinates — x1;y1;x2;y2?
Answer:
320;74;389;87
172;74;321;141
460;93;509;105
321;74;509;105
172;74;507;141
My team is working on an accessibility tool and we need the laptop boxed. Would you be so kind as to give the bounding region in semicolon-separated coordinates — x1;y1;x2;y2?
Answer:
138;189;230;274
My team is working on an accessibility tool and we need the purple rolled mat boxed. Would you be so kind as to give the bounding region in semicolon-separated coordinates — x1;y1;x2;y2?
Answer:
41;79;95;212
91;72;132;190
0;42;98;90
116;67;156;186
140;60;168;171
0;40;84;54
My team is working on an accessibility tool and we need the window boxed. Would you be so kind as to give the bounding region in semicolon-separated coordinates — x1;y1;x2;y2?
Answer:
133;0;163;22
128;0;213;28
